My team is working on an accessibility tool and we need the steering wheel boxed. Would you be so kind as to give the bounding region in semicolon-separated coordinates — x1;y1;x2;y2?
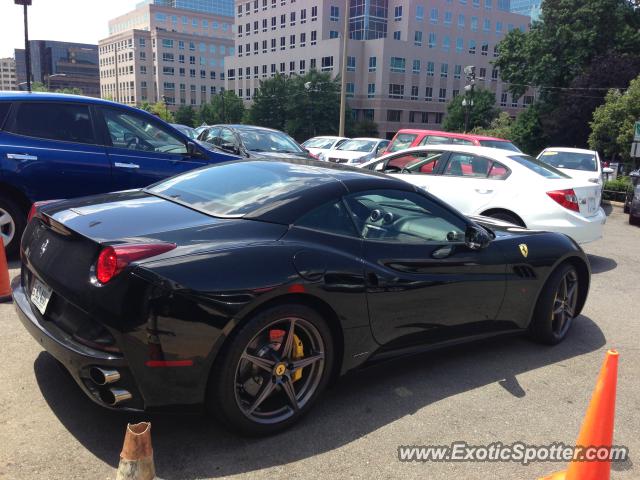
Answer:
400;167;413;174
126;136;142;150
383;165;402;173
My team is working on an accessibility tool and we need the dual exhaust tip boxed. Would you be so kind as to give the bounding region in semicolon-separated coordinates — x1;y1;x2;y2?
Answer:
89;367;132;406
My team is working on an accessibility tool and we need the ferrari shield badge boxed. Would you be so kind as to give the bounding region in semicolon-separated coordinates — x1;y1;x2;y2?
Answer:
519;243;529;258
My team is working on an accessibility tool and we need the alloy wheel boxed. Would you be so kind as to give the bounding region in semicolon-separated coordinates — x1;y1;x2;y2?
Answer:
0;207;15;248
551;269;578;337
234;316;326;424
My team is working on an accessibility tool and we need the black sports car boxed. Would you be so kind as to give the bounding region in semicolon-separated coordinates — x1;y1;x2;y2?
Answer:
13;159;590;435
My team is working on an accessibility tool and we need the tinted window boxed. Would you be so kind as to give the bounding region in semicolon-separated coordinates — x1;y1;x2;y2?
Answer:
388;133;417;152
509;155;569;179
344;189;466;243
0;102;10;129
10;102;95;144
421;135;453;145
296;200;358;237
236;127;302;153
479;140;521;152
539;151;597;172
451;138;474;145
147;161;337;217
102;108;187;154
202;126;221;145
386;151;443;174
338;139;377;152
303;137;336;149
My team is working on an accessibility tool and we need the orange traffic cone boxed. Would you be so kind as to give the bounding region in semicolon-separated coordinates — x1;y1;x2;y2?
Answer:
0;237;11;303
115;422;156;480
539;349;619;480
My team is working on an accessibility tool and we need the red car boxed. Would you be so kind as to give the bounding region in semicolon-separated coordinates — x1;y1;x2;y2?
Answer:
385;129;521;155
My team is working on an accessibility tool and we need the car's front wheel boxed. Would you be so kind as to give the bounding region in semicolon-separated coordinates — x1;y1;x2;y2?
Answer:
528;263;579;345
629;213;640;226
0;195;25;257
208;304;333;436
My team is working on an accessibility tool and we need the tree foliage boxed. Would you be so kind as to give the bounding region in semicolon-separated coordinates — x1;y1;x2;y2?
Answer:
495;0;640;149
196;90;245;125
246;74;289;131
443;89;500;132
149;100;174;122
30;81;82;96
589;74;640;166
174;105;196;127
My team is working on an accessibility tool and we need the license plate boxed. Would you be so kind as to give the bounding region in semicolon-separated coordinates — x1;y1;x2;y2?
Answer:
30;278;53;315
587;197;596;213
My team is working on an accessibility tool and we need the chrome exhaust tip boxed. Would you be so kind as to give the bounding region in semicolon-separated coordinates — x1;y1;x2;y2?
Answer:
90;367;121;385
100;388;132;406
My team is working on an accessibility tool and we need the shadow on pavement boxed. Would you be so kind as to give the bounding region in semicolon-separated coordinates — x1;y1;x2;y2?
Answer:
587;254;617;274
602;203;613;216
34;315;606;480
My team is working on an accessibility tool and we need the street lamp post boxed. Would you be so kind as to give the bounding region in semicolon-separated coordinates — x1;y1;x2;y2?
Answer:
219;90;225;123
463;65;476;133
15;0;32;93
46;73;66;91
338;0;349;137
304;81;316;137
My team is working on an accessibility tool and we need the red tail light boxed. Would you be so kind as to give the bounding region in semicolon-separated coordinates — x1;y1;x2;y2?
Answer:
95;243;176;284
547;189;580;212
27;200;62;222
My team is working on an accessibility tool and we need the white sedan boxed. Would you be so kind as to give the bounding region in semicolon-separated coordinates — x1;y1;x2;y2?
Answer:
301;136;349;158
360;145;606;244
323;137;390;164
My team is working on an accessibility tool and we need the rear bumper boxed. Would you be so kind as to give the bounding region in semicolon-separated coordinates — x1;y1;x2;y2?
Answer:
528;207;606;244
11;275;144;411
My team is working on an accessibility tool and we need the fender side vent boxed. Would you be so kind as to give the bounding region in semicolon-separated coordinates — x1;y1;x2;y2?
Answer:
513;265;536;279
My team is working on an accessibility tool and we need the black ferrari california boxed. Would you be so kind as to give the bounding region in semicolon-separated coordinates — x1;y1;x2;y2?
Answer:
13;159;590;435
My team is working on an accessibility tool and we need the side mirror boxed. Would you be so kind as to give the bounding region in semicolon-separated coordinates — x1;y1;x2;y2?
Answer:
186;141;205;159
220;142;238;154
465;225;492;250
602;167;614;174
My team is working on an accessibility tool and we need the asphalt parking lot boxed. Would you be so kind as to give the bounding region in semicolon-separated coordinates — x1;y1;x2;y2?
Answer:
0;204;638;480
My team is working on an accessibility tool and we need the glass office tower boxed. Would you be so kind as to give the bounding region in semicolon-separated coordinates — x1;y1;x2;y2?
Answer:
151;0;233;17
349;0;389;40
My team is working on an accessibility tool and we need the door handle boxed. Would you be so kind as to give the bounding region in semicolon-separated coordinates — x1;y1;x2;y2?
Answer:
7;153;38;161
114;162;140;169
475;189;493;194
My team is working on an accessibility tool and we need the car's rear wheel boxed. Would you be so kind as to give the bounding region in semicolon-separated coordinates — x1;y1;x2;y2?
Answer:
0;195;25;257
529;264;579;345
208;304;333;436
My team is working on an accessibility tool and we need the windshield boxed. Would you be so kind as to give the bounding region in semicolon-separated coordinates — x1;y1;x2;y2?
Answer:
146;161;334;217
237;128;303;153
338;139;377;152
479;140;521;152
303;138;337;149
508;155;570;179
539;151;597;172
388;133;417;152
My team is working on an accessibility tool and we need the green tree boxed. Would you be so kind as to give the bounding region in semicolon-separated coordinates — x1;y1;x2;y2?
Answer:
348;119;380;138
174;105;196;127
443;90;500;132
139;101;153;112
471;111;514;139
247;74;289;130
510;102;548;155
589;74;640;167
149;100;174;122
196;91;245;125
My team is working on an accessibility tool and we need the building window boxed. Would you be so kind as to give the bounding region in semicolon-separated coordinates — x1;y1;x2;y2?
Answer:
512;96;518;107
453;89;459;98
458;14;465;28
162;39;174;49
367;83;376;98
388;84;405;99
430;8;438;24
438;88;447;102
299;59;306;74
163;66;175;76
441;63;448;78
416;5;424;20
346;82;354;98
481;42;489;56
469;39;476;54
454;64;462;79
394;5;403;20
444;11;452;25
321;56;334;71
428;32;436;48
471;16;478;31
311;6;317;20
484;18;491;31
330;30;339;39
491;68;499;81
393;31;401;40
347;56;356;72
290;34;296;47
368;56;377;72
411;85;419;100
427;61;435;76
311;30;317;45
435;112;444;124
412;59;421;74
524;95;533;106
330;5;339;21
496;21;503;34
414;31;423;46
442;36;450;52
456;37;463;53
390;57;406;73
424;87;433;101
479;67;487;79
500;92;507;106
387;110;402;122
494;45;500;57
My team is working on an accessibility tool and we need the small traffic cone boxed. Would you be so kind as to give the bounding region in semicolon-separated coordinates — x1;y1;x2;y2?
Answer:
539;349;619;480
0;237;11;303
115;422;156;480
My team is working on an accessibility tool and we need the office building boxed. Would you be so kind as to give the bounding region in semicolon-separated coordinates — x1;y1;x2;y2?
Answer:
0;58;17;91
225;0;533;138
15;41;100;96
510;0;541;21
149;0;234;16
100;1;235;108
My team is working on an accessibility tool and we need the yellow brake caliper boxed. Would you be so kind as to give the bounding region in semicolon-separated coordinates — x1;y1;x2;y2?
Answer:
292;334;304;382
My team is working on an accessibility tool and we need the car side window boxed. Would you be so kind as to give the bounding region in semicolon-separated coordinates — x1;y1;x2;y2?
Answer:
101;107;187;154
487;161;510;179
344;189;466;243
451;138;474;145
443;153;486;177
203;127;221;145
219;128;237;147
0;102;11;129
295;200;358;237
8;102;96;144
420;135;453;145
386;151;442;174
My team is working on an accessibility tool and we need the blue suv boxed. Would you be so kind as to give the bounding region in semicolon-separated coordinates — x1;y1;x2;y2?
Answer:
0;92;239;255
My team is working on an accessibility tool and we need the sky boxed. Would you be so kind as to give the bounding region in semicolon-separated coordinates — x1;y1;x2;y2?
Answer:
0;0;136;58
